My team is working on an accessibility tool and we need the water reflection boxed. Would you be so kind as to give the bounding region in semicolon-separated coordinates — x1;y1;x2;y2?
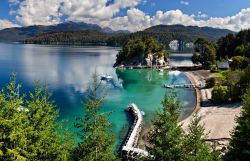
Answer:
20;45;119;93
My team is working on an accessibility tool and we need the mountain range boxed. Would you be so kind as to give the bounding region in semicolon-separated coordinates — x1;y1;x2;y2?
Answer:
0;21;129;41
0;22;234;50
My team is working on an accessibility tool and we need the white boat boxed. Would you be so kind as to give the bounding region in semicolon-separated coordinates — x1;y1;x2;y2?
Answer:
164;84;174;88
101;74;113;81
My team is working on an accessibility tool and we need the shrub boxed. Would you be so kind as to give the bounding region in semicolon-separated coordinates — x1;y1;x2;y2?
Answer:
206;77;216;88
212;85;229;103
209;64;217;72
230;56;250;70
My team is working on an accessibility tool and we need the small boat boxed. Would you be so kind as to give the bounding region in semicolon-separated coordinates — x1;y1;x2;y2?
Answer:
164;84;174;88
101;74;113;81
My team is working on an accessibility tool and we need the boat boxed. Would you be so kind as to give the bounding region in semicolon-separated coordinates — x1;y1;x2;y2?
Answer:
100;74;113;81
164;84;174;88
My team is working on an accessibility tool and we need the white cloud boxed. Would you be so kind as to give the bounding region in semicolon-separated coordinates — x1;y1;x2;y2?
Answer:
8;0;20;4
0;19;19;30
15;0;62;26
15;0;142;26
7;0;250;32
180;1;189;6
105;8;250;32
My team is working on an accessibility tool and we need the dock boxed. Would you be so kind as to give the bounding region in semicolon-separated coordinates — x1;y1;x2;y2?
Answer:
121;103;149;160
164;83;205;89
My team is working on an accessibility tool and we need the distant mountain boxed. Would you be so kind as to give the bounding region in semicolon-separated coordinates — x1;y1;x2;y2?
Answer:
0;21;129;41
106;25;235;49
23;30;111;46
143;24;234;41
0;22;234;50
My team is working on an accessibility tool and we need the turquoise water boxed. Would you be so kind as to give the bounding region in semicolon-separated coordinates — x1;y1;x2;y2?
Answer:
0;43;195;145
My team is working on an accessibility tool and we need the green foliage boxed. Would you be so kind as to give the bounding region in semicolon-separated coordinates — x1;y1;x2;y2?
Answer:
183;113;221;161
240;65;250;93
206;77;216;88
71;73;117;161
215;70;229;80
0;75;70;160
217;30;250;59
230;56;250;70
149;92;184;161
212;85;229;103
24;30;110;45
209;64;217;72
115;37;169;66
227;87;250;161
191;53;200;65
149;92;222;161
225;70;243;100
193;38;217;69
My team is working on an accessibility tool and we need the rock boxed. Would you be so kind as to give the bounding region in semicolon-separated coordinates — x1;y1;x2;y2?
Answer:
115;52;168;68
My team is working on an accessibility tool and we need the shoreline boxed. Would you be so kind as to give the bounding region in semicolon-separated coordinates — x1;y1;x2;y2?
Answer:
180;70;242;151
183;72;201;115
138;69;242;152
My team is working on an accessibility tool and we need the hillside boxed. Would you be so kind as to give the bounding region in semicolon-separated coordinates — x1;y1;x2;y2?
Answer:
107;25;234;48
23;30;111;46
0;22;234;50
0;21;128;41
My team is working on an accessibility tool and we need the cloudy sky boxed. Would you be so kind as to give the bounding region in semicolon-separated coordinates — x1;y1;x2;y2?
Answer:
0;0;250;31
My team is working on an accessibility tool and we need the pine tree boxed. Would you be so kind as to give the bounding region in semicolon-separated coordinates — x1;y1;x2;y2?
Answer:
71;72;118;161
149;92;185;161
183;113;221;161
0;75;70;160
227;87;250;161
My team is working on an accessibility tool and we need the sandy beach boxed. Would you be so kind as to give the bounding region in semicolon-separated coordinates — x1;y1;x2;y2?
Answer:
181;71;242;150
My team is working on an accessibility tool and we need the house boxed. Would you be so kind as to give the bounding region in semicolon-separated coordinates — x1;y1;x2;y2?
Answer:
217;61;230;70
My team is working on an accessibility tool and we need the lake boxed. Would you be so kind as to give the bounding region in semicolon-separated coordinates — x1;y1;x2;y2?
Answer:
0;42;196;146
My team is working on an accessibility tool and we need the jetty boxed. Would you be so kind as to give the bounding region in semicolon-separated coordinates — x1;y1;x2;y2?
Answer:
164;83;205;89
121;103;149;160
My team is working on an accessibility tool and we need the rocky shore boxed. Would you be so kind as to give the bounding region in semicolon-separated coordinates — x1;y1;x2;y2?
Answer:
114;53;169;69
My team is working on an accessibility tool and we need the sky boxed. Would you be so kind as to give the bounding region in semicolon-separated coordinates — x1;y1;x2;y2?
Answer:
0;0;250;31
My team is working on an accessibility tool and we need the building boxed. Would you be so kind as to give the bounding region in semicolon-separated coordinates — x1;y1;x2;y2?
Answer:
217;61;230;70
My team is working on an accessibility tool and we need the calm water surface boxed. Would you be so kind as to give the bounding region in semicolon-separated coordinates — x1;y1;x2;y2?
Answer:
0;43;195;145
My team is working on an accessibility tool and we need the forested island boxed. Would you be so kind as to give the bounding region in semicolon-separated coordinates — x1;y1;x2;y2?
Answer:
114;37;169;68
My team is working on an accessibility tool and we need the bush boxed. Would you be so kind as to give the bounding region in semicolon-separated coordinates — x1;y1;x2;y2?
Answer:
230;56;250;70
209;64;217;72
206;77;216;88
212;85;229;103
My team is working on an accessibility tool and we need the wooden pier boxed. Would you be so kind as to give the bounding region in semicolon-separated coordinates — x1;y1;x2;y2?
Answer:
121;103;149;160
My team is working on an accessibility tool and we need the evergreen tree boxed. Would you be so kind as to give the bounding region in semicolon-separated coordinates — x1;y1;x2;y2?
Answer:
227;87;250;161
149;92;184;161
71;73;117;161
0;75;70;160
183;113;221;161
192;38;216;69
